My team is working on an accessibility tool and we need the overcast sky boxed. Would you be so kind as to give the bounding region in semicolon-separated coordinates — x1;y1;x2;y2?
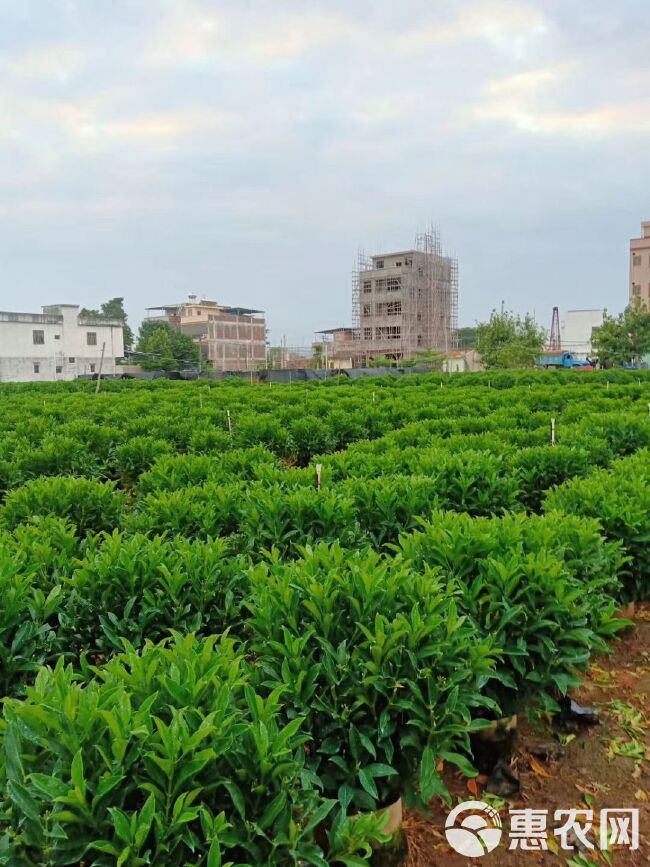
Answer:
1;0;649;344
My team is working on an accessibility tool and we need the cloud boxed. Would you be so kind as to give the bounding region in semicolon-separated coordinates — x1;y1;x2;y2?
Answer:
404;1;549;59
472;61;650;136
0;0;648;341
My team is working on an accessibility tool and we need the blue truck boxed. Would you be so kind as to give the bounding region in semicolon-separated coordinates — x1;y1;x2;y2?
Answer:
536;352;594;370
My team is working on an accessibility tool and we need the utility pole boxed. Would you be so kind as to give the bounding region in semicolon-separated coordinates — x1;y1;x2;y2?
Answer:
95;342;106;394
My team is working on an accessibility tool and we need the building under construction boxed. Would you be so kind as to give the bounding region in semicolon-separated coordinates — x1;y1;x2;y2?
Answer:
351;229;458;365
146;295;267;371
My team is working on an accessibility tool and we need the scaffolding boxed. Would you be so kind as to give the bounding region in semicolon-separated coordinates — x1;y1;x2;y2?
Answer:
351;227;458;365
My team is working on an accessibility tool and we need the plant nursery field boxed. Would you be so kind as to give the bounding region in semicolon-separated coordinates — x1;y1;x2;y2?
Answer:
1;370;649;866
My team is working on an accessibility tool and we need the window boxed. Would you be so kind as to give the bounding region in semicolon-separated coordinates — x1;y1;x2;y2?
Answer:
33;363;40;374
363;327;372;340
632;284;641;297
395;261;402;267
417;335;423;346
86;331;97;346
375;301;402;316
32;330;44;345
417;312;422;321
54;334;60;340
375;325;401;340
362;280;372;294
68;357;76;363
363;303;371;315
90;363;96;373
375;259;384;269
55;365;62;374
386;277;401;292
633;254;642;266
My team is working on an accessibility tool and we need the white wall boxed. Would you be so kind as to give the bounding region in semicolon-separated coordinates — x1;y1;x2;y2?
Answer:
0;305;124;382
560;309;604;356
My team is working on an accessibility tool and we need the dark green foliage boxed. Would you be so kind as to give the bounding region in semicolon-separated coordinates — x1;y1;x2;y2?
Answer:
545;451;650;600
397;511;625;712
60;533;249;656
135;320;201;371
1;478;125;535
0;370;649;863
0;634;386;865
248;545;498;809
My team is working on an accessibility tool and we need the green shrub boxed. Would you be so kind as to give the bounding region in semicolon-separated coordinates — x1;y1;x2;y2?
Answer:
15;435;100;485
1;478;125;536
248;545;498;809
126;484;243;539
0;517;83;590
511;445;595;511
110;437;173;485
0;555;62;698
544;451;650;600
0;634;385;865
61;533;249;656
397;511;624;712
239;487;362;556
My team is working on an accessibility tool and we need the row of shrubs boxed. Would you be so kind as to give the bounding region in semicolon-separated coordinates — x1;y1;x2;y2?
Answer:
2;442;648;561
0;505;632;864
1;377;648;494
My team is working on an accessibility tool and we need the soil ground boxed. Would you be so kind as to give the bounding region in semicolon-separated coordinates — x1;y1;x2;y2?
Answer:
400;607;650;867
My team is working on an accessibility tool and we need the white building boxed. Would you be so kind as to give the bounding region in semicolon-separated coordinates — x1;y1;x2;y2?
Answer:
560;309;604;357
0;304;125;383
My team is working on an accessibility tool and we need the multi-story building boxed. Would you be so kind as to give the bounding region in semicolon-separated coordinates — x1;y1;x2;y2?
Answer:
630;221;650;307
352;231;458;365
146;295;267;371
0;304;125;382
314;328;356;369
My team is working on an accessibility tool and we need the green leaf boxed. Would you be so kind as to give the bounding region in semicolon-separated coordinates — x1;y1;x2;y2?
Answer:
207;839;222;867
71;750;86;797
358;768;378;800
135;793;155;848
258;791;287;831
8;780;41;823
439;751;477;778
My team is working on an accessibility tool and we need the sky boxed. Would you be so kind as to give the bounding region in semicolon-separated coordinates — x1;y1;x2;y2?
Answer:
0;0;649;345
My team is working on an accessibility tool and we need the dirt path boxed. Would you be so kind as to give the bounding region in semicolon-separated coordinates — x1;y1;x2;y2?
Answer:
401;610;650;866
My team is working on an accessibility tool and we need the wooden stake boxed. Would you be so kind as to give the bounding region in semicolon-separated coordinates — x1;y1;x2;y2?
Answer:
315;463;322;491
551;417;556;446
227;410;232;434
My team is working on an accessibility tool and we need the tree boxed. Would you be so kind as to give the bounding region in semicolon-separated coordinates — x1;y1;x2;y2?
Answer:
135;321;202;371
475;309;546;369
401;349;445;370
456;326;477;349
367;355;399;368
592;301;650;367
80;297;134;351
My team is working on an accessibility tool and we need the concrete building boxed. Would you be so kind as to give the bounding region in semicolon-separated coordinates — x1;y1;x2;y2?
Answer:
560;309;604;357
0;304;125;383
314;328;356;369
352;230;458;365
442;349;484;373
630;221;650;307
146;295;267;371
